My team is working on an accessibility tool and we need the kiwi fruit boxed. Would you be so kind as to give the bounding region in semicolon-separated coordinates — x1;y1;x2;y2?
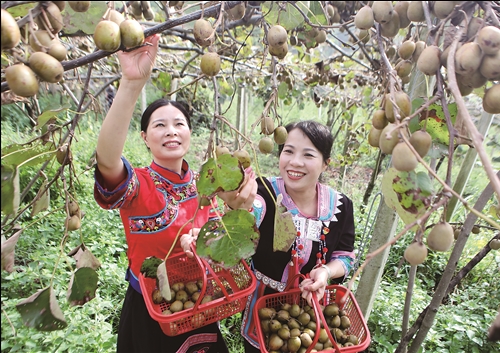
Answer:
1;9;21;50
193;19;213;47
226;2;246;20
395;60;412;78
36;2;63;34
409;130;432;157
261;116;275;135
489;239;500;250
48;40;67;61
379;124;400;154
315;30;327;44
66;214;81;231
407;0;425;22
259;137;274;154
94;20;121;52
169;300;184;313
477;26;500;55
417;45;441;76
404;242;428;265
380;11;400;38
455;42;483;76
215;145;230;157
340;315;351;329
200;52;221;76
5;64;39;97
29;30;53;52
269;42;288;59
108;9;125;25
232;149;251;168
267;25;287;46
185;281;199;296
354;5;374;30
412;40;426;61
394;1;411;28
398;40;416;60
433;1;455;19
372;1;394;24
152;288;164;304
120;19;144;48
479;51;500;80
427;222;454;252
273;126;288;145
392;142;418;172
29;52;64;83
483;84;500;114
258;307;275;320
372;110;388;130
68;1;91;12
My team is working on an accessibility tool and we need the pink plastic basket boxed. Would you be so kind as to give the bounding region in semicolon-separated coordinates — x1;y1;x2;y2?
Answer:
253;278;370;353
139;250;256;336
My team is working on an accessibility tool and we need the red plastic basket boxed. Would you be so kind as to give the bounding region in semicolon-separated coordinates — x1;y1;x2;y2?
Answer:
139;249;256;336
253;280;371;353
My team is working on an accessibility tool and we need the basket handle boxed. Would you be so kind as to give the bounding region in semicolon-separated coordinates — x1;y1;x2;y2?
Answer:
188;243;233;311
305;287;342;353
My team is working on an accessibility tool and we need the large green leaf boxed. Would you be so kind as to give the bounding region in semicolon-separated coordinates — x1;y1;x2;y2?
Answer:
2;142;56;168
62;2;108;35
1;164;20;216
1;228;23;273
263;1;328;30
37;107;68;129
274;194;296;252
196;209;259;268
16;287;67;331
196;154;244;197
381;168;434;227
67;267;98;306
409;101;457;145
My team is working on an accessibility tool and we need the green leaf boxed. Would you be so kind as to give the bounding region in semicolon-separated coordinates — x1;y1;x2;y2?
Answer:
69;245;102;270
67;267;98;306
2;142;56;168
156;261;171;301
262;2;305;30
274;194;297;252
37;107;68;128
278;81;289;99
197;154;244;197
154;72;172;93
30;178;50;217
196;209;259;268
1;228;23;273
16;287;67;331
7;3;35;18
1;164;20;216
62;2;108;35
381;168;433;227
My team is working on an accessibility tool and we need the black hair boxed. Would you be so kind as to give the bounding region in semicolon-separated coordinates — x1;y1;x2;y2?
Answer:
140;99;192;132
279;120;333;163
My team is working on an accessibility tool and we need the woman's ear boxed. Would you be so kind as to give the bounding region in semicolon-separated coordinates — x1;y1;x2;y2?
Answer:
323;158;331;172
141;131;149;149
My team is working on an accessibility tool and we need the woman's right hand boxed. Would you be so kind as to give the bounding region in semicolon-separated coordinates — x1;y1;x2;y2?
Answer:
117;33;160;83
180;228;200;258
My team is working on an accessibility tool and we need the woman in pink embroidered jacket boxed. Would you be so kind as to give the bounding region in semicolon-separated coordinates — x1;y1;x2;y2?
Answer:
240;120;356;352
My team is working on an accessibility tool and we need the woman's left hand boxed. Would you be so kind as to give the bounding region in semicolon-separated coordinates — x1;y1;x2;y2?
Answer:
299;266;329;306
180;228;200;258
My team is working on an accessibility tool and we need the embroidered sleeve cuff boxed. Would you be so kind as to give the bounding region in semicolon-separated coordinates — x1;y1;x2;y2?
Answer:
94;156;136;209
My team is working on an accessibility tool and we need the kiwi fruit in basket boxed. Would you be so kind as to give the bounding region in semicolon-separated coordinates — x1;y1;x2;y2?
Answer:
258;300;360;350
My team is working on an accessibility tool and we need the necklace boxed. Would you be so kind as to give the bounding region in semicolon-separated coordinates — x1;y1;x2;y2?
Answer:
290;225;329;266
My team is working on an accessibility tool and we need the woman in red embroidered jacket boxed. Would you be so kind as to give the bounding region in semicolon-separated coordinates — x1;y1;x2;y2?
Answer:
94;34;255;353
239;121;356;352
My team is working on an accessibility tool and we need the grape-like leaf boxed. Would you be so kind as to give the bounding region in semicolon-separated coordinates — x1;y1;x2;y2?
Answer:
197;154;244;197
157;261;171;301
274;194;296;252
67;267;98;306
1;164;20;216
16;287;67;331
1;228;22;273
196;209;259;268
382;168;433;227
2;142;56;168
62;2;108;35
31;178;50;217
68;245;101;270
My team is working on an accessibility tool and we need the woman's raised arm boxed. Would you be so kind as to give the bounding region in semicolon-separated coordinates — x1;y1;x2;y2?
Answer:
96;34;160;189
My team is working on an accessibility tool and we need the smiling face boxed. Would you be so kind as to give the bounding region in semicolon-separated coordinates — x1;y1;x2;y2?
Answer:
279;128;329;196
140;104;191;173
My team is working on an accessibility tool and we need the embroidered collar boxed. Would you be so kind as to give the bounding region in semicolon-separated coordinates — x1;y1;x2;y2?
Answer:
269;177;342;222
149;159;192;184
